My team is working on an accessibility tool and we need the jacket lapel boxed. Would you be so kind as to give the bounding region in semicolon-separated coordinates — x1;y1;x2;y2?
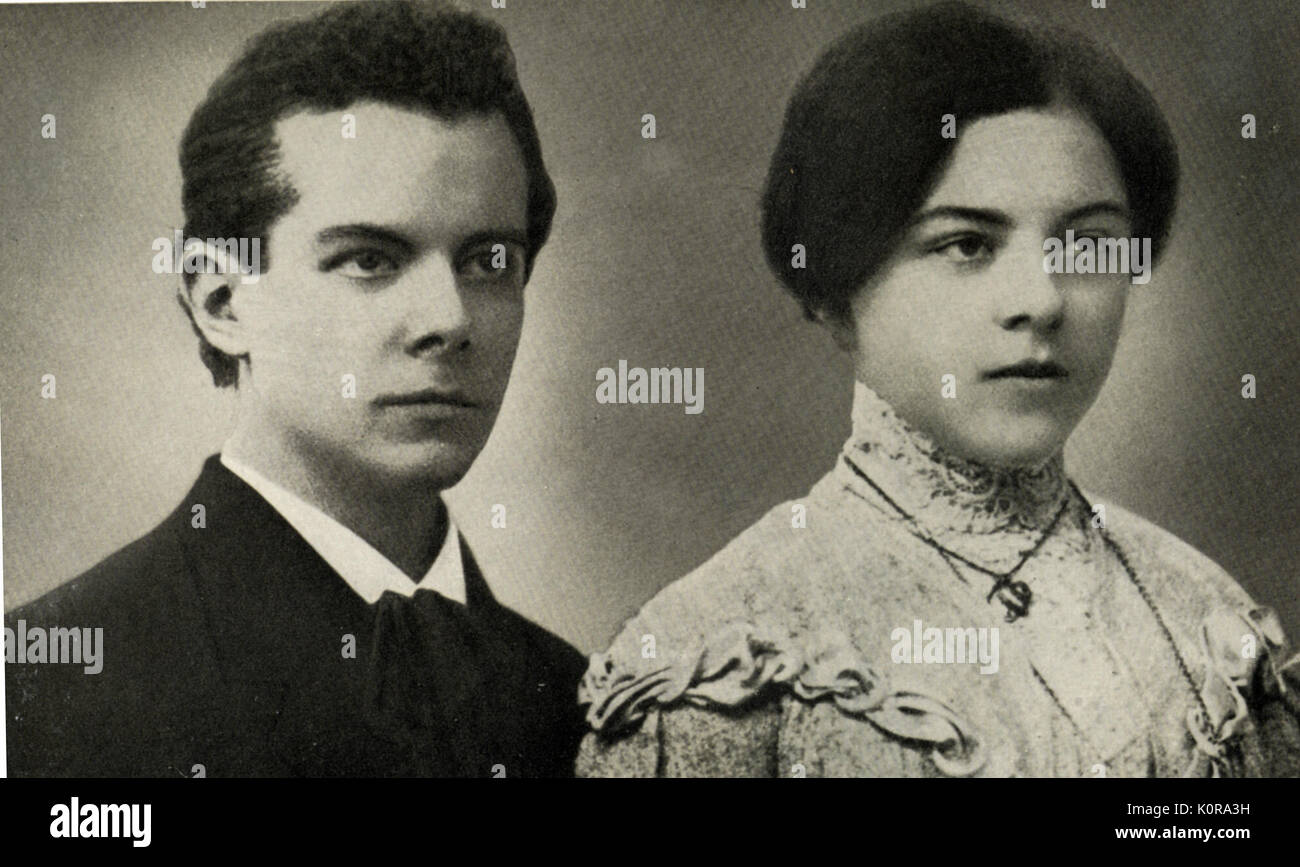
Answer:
174;455;552;776
177;455;410;774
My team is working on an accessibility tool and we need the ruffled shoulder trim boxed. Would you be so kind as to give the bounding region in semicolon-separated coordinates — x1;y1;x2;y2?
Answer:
579;622;987;776
1081;496;1297;775
1187;605;1294;776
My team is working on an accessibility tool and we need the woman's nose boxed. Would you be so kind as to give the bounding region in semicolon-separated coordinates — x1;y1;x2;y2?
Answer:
994;244;1065;333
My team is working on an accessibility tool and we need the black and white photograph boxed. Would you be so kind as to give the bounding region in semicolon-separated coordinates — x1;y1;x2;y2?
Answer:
0;0;1297;845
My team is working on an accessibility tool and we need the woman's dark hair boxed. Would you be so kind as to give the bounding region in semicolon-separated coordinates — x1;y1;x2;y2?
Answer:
761;0;1179;321
179;0;556;387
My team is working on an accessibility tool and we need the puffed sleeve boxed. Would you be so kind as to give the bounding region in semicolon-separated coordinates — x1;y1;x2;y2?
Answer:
575;707;663;778
574;616;788;777
1188;606;1300;777
1241;614;1300;777
574;614;664;777
575;614;986;777
1252;654;1300;776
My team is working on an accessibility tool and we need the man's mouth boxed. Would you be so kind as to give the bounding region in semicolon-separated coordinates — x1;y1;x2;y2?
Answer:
984;360;1069;380
374;388;478;408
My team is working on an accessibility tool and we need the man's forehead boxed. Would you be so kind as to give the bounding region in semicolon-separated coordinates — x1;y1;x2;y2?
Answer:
270;102;528;232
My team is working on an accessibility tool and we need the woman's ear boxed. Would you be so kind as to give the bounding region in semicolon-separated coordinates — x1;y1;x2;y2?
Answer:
813;307;857;354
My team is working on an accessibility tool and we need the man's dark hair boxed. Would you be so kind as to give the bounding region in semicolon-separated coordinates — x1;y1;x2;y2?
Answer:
179;0;556;387
761;0;1179;322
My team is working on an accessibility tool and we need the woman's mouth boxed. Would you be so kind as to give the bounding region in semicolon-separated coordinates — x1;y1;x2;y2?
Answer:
983;360;1069;380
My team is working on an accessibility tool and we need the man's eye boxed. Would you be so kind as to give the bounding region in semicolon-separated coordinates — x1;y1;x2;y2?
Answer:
332;250;400;278
461;246;521;280
934;234;994;263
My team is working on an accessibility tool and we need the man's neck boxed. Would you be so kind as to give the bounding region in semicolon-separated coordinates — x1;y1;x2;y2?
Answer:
223;424;449;582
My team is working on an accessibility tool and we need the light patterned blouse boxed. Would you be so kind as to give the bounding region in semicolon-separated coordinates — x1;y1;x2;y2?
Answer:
577;381;1300;777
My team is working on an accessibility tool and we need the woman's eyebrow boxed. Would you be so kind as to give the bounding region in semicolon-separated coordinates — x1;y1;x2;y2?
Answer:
1059;201;1131;224
908;206;1012;228
908;201;1132;230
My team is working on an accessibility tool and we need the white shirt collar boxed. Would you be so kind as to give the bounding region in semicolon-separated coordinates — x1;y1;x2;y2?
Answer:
218;451;466;606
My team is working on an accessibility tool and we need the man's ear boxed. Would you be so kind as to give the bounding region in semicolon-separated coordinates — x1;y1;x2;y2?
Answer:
176;265;248;359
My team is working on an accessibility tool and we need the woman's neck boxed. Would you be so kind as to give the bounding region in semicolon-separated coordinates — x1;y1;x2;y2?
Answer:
839;379;1070;540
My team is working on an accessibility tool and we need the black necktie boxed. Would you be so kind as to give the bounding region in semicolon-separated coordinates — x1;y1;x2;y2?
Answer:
364;588;504;776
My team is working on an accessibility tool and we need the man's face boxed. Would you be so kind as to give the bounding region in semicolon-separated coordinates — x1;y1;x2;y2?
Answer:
231;102;531;488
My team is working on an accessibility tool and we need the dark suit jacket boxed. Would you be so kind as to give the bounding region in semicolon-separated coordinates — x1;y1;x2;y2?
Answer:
5;455;588;777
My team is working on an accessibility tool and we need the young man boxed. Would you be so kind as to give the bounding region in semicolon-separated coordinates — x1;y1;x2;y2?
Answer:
5;1;585;777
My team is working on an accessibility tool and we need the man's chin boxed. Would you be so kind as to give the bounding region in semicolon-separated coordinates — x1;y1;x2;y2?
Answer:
359;441;484;491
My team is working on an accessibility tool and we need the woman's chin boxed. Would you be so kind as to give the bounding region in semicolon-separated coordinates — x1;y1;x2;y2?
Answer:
937;421;1070;470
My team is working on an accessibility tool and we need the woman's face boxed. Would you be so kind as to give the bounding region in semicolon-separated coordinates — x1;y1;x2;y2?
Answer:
838;107;1134;468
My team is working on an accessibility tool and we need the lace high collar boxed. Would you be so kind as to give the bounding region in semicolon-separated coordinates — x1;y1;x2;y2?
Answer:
838;380;1072;570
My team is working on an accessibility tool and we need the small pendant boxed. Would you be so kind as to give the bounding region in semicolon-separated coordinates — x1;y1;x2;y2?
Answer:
989;579;1032;622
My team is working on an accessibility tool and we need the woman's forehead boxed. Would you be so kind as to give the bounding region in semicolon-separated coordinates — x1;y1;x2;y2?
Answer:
921;108;1130;221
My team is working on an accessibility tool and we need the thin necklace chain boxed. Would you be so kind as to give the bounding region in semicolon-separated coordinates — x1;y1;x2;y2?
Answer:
1064;480;1209;723
841;454;1067;617
842;454;1210;726
841;455;1065;576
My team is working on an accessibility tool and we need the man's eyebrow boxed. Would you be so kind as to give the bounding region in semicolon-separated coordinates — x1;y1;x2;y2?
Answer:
314;223;416;251
457;229;529;252
908;206;1012;228
1060;201;1131;224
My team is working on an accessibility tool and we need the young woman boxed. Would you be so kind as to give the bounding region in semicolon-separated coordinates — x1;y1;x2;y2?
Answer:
576;1;1300;777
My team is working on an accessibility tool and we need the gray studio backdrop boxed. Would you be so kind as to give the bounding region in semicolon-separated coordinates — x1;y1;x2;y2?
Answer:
2;0;1296;652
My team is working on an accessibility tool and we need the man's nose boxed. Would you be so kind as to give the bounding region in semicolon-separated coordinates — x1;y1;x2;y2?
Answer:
400;254;471;356
994;242;1065;333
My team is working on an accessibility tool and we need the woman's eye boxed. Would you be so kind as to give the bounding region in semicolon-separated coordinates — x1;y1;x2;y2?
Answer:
1071;233;1106;253
934;234;994;263
333;250;400;278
